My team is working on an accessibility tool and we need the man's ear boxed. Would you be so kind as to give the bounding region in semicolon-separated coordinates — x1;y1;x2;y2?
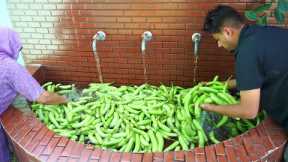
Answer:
222;26;233;39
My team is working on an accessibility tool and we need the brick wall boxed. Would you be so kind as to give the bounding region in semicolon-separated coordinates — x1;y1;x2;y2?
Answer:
7;0;264;87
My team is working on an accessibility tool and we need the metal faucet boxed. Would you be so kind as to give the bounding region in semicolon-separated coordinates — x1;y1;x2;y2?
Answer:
192;33;201;58
92;31;106;53
141;31;153;53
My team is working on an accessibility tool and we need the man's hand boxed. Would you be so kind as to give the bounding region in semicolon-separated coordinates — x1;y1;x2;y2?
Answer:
201;103;213;111
226;79;236;89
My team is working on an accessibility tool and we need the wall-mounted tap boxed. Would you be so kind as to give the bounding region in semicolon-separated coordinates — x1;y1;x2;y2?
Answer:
92;31;106;53
92;31;106;83
192;33;201;58
141;31;153;53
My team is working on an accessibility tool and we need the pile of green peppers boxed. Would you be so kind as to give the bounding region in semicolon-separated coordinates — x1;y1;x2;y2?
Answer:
31;76;266;152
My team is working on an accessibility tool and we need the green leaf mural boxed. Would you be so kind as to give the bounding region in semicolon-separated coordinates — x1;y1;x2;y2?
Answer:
256;16;268;25
245;1;288;25
245;10;257;21
274;8;285;24
254;2;272;14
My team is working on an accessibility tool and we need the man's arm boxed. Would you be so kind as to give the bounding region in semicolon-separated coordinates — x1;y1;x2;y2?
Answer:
36;91;67;105
201;88;260;119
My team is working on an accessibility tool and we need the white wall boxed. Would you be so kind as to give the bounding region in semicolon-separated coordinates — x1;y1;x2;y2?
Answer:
0;0;25;66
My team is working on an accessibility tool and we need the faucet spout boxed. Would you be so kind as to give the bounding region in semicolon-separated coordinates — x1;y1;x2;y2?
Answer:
192;33;201;58
141;31;152;53
92;31;106;54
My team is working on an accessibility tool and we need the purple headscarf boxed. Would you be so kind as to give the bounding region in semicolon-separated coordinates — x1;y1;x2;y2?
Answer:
0;27;22;60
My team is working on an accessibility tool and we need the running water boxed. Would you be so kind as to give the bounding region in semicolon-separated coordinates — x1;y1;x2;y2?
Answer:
93;51;103;83
141;51;148;83
193;56;199;85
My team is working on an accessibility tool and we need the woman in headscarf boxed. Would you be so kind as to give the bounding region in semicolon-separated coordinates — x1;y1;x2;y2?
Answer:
0;27;67;162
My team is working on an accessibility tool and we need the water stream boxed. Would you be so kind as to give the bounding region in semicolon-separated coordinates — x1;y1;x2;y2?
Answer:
93;51;103;83
193;56;199;85
141;51;148;83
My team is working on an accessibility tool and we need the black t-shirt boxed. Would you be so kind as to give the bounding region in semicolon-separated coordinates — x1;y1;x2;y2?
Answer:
234;24;288;131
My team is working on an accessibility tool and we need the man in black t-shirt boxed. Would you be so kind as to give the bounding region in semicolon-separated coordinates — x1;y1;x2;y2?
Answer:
201;5;288;161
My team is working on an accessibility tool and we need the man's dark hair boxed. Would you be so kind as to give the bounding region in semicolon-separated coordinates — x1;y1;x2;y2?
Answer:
203;5;244;33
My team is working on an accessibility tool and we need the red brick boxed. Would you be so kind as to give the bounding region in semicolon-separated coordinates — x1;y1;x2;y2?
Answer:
32;145;46;156
70;143;85;158
243;138;259;161
217;155;228;162
131;153;143;162
61;140;77;157
10;115;28;138
121;152;132;162
248;128;259;137
147;17;162;23
89;160;99;162
46;146;64;162
1;109;18;132
99;150;111;162
253;144;268;157
194;147;205;155
224;146;237;162
164;152;174;162
261;136;275;151
78;148;93;162
214;143;225;156
57;137;69;146
185;151;195;162
26;126;49;152
25;113;39;126
195;153;206;162
205;146;217;162
232;143;249;162
174;151;185;161
68;158;80;162
256;123;268;136
142;152;152;162
42;137;60;155
31;120;43;132
231;136;242;146
153;152;164;161
58;156;69;162
90;149;102;160
39;130;54;146
269;134;287;147
39;155;49;161
19;131;37;146
110;152;121;162
163;42;178;48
